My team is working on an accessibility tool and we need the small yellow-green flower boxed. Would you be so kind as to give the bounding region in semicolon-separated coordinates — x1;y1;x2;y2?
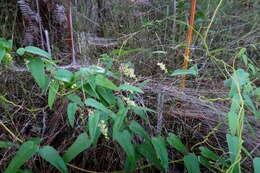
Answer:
122;96;136;106
88;109;94;116
3;53;13;64
157;62;168;73
70;83;77;89
98;120;109;140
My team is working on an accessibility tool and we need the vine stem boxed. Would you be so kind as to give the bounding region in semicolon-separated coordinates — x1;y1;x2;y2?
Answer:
0;121;23;143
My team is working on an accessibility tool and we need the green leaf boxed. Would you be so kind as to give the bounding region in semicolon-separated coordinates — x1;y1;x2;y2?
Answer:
112;48;143;56
0;39;12;50
199;147;219;161
231;69;249;88
253;157;260;173
248;63;257;75
152;50;167;55
0;49;6;62
131;106;156;120
184;153;201;173
230;94;241;112
113;108;128;138
114;130;136;171
198;156;213;169
137;141;162;169
243;93;257;115
48;81;59;109
84;83;100;99
96;87;116;105
66;94;84;107
238;48;247;65
38;146;68;173
167;133;188;155
119;84;144;94
89;111;100;141
228;111;238;136
42;76;51;92
78;66;105;76
67;103;77;127
4;141;38;173
27;58;46;90
24;46;51;59
130;106;148;121
254;88;260;96
30;138;42;145
226;134;241;173
16;48;25;56
0;141;16;148
63;133;92;163
55;69;74;83
170;65;198;76
95;74;118;91
238;48;246;57
226;134;240;162
129;121;150;141
85;98;113;115
17;169;32;173
255;111;260;119
151;136;168;170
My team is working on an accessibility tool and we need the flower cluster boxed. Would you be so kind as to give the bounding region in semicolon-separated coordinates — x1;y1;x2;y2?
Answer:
98;120;109;140
119;64;136;79
122;96;136;106
157;62;168;73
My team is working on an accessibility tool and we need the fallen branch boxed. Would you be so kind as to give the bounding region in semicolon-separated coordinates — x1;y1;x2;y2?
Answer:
6;63;87;72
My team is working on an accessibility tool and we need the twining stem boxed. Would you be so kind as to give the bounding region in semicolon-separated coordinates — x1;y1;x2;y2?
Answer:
181;0;197;90
0;121;23;143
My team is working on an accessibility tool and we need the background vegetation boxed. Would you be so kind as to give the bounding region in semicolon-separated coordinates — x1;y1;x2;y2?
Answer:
0;0;259;172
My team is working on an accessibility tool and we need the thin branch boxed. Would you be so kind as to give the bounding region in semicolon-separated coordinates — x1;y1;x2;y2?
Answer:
44;30;51;55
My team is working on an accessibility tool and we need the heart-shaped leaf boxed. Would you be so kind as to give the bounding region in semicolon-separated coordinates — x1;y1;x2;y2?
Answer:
55;69;73;83
170;65;198;76
27;58;46;90
24;46;51;59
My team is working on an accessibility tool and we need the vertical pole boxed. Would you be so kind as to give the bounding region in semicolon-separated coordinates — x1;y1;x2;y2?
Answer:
67;0;76;65
181;0;197;90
